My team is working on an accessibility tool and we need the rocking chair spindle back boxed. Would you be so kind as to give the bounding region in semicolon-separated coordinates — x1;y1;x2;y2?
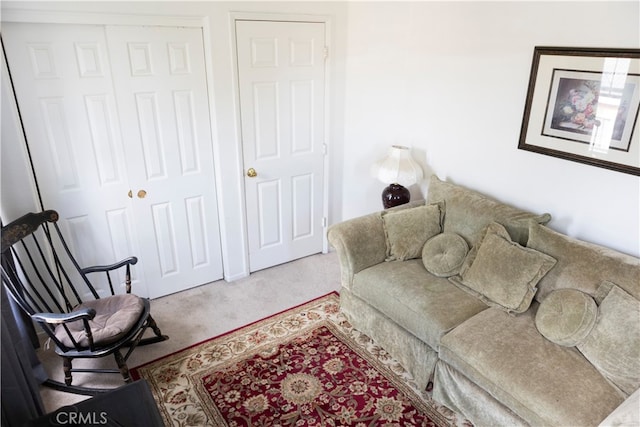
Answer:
1;210;168;395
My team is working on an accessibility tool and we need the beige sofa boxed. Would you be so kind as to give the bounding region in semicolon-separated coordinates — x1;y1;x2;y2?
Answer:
327;175;640;426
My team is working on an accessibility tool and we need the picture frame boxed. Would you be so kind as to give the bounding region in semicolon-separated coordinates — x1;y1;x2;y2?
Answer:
518;46;640;176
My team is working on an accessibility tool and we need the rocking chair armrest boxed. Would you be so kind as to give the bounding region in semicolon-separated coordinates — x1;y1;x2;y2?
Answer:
81;256;138;274
31;308;97;324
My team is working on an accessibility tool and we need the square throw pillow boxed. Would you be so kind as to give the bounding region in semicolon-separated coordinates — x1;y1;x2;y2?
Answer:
450;222;557;313
577;282;640;397
382;202;443;261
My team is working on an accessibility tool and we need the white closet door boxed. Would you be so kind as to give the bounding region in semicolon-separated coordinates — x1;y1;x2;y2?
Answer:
2;23;223;298
236;20;327;272
2;23;144;297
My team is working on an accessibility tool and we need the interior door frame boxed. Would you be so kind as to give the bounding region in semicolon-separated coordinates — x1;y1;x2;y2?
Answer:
1;8;228;277
229;12;333;273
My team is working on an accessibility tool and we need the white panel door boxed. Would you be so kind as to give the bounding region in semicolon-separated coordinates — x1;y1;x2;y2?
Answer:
106;25;223;298
2;23;223;298
2;23;144;297
236;20;326;272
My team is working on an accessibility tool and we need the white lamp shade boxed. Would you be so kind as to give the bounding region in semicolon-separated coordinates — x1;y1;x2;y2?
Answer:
374;145;424;187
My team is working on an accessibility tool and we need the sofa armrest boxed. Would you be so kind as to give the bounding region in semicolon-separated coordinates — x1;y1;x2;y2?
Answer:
327;212;387;289
598;387;640;427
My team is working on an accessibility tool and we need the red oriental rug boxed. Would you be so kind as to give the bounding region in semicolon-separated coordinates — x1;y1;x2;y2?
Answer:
132;293;454;426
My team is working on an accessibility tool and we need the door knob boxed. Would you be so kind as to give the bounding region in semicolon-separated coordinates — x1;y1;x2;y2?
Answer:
137;190;147;199
128;190;133;198
247;168;257;178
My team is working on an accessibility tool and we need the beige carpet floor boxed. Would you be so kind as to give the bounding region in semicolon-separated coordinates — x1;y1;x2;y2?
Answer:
37;252;342;413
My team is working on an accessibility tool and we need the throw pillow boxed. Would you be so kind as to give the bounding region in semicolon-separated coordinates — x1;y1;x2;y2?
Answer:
382;203;443;261
577;282;640;396
535;289;597;347
422;232;469;277
426;175;552;246
449;222;557;314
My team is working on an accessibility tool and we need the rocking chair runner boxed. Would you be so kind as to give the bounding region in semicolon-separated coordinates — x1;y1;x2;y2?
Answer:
1;210;168;395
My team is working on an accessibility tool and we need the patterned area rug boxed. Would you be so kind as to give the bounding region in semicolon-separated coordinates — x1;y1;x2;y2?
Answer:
132;293;457;426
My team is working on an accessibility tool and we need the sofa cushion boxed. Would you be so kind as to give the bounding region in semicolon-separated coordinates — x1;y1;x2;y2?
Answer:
577;282;640;396
382;203;443;261
421;232;468;277
426;175;551;246
535;288;597;347
351;259;487;350
527;224;640;302
450;223;557;314
439;306;625;426
599;388;640;427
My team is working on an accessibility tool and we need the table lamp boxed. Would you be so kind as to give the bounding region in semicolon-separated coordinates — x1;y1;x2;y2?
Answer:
374;145;423;209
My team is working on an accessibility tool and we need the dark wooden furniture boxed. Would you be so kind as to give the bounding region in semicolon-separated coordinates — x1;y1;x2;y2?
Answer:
25;380;165;426
1;210;168;395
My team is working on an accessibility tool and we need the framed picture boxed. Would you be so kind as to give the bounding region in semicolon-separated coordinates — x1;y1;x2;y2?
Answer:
518;46;640;176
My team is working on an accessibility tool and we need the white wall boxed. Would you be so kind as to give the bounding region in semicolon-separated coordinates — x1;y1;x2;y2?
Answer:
342;1;640;257
1;48;41;222
2;1;639;267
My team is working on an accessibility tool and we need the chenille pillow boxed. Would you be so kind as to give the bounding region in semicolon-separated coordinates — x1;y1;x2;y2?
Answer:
422;232;469;277
535;289;597;347
577;282;640;396
450;222;557;314
382;203;443;261
426;175;551;246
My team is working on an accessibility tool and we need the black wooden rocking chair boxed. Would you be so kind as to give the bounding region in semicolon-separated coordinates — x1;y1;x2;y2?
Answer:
1;210;168;395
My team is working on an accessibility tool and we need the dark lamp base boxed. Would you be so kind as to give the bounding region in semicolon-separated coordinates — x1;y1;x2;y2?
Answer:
382;183;410;209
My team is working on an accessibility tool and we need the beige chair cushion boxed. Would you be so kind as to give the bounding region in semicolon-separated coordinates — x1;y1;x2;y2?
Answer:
381;202;443;261
535;289;597;347
577;282;640;396
55;294;145;348
450;222;557;314
422;232;469;277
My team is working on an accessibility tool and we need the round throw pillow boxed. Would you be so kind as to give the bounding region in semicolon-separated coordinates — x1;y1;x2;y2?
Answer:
422;232;469;277
535;289;597;347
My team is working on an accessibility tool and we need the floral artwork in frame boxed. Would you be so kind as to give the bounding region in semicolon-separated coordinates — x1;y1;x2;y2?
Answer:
518;47;640;176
